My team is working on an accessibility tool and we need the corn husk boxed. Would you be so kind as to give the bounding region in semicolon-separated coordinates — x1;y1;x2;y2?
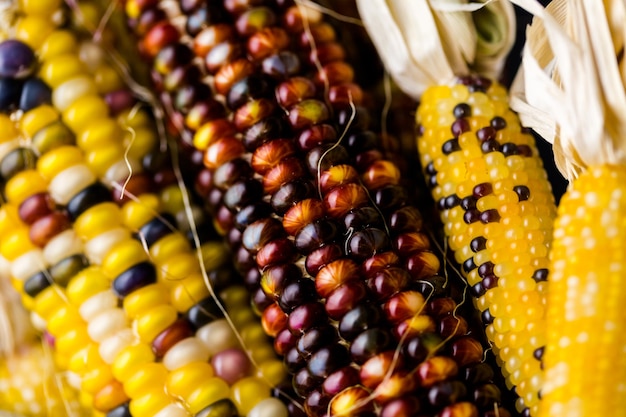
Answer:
509;0;626;180
355;0;517;100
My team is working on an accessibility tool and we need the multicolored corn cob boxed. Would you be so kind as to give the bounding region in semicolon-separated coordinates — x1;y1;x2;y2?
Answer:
124;1;514;416
0;2;290;416
416;76;557;416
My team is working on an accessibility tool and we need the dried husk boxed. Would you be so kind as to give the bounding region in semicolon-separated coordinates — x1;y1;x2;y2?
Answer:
355;0;517;100
509;0;626;180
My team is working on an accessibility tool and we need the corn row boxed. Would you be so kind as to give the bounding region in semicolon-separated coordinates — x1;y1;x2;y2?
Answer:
0;5;290;416
416;76;558;416
124;1;514;416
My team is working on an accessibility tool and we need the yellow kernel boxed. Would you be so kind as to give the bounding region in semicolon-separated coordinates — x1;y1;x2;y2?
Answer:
122;195;160;230
185;378;231;414
112;343;155;382
123;283;170;320
5;170;47;204
16;15;55;49
135;305;178;344
63;95;110;134
166;362;215;399
40;54;87;88
101;239;149;278
36;145;84;180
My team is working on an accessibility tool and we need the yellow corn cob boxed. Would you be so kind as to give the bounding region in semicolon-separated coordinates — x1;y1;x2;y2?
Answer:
537;164;626;416
416;76;558;416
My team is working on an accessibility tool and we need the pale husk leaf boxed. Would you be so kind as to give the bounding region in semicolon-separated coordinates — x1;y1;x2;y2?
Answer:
356;0;517;100
509;0;626;180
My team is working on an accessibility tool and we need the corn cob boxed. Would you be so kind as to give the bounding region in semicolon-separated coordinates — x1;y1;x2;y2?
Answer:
535;165;626;416
503;1;626;415
0;4;290;416
415;76;557;416
125;1;514;416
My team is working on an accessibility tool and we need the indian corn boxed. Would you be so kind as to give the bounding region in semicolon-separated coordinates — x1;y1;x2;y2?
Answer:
124;1;513;416
0;2;289;415
416;76;557;416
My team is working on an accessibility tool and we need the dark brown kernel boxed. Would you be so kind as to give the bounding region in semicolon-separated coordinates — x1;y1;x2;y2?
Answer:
514;185;531;201
479;209;500;224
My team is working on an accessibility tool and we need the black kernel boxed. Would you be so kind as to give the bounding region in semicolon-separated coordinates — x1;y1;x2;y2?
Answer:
480;139;499;153
428;175;438;188
442;138;461;155
490;116;507;130
522;408;532;417
500;142;518;156
463;257;477;273
463;209;480;224
444;194;461;209
533;346;544;361
417;124;425;137
481;308;494;324
470;236;487;252
453;103;471;118
460;196;477;210
470;281;485;297
437;198;446;211
425;161;437;175
532;268;549;282
514;185;531;201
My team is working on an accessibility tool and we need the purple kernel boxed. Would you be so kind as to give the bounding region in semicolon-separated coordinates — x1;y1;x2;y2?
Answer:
476;126;496;142
500;142;519;156
470;236;487;252
211;348;252;385
482;274;499;290
463;209;481;224
477;262;494;278
451;119;470;137
481;139;499;153
472;183;493;198
479;209;501;223
490;116;507;130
